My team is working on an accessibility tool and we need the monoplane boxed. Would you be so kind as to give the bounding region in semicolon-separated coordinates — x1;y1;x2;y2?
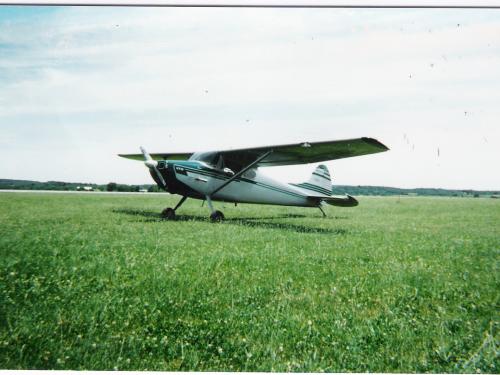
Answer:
119;137;389;221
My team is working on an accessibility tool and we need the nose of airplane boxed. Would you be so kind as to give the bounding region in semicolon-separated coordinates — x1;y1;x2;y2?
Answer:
140;146;166;188
144;160;158;169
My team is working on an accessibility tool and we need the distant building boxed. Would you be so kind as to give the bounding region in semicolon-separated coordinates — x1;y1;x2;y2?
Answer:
139;189;148;193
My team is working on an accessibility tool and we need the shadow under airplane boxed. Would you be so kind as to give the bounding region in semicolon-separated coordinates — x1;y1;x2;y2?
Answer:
113;208;349;235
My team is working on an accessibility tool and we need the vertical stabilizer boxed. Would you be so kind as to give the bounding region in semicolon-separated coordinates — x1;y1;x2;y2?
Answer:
293;164;332;196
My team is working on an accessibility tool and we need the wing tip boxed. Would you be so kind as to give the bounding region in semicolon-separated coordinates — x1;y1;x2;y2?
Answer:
362;137;390;151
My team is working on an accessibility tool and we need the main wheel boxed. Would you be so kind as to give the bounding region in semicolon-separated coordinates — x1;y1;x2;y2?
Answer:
210;210;224;222
161;207;176;220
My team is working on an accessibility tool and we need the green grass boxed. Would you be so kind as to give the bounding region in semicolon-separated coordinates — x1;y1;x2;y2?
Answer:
0;192;498;372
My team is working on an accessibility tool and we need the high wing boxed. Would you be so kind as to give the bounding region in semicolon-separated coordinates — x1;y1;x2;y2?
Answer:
118;137;388;172
220;137;389;171
118;152;192;161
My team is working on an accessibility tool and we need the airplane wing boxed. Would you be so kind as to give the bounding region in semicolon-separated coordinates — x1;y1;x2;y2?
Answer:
220;137;389;171
118;152;192;161
118;137;388;171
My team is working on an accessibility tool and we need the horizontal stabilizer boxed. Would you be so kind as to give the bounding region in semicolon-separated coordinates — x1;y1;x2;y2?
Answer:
322;194;358;207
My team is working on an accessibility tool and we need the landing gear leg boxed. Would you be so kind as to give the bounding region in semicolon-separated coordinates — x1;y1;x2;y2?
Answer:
161;196;188;220
206;195;224;222
318;205;327;218
174;196;188;211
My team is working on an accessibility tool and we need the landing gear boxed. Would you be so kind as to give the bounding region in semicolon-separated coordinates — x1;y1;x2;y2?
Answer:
210;210;225;222
205;195;224;222
318;205;327;218
161;196;188;220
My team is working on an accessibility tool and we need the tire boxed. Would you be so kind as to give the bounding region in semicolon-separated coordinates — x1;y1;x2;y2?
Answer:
209;210;224;222
161;207;176;220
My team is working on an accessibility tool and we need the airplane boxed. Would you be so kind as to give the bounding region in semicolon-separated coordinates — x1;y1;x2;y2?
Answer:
119;137;389;222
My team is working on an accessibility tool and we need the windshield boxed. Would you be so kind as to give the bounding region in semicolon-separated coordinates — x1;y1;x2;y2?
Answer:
189;152;220;167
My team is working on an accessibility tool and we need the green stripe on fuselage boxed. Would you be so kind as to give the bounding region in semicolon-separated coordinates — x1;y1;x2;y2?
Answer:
292;182;331;196
302;184;331;195
174;163;306;199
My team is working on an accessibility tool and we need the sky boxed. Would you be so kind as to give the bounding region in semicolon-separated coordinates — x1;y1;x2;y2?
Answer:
0;6;499;189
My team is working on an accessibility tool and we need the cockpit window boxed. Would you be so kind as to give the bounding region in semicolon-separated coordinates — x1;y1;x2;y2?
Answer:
189;152;228;170
189;152;220;167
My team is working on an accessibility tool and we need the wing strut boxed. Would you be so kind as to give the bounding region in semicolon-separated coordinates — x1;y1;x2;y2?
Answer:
209;150;272;196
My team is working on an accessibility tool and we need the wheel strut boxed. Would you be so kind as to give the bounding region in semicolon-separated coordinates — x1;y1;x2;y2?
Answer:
205;195;224;222
174;196;188;211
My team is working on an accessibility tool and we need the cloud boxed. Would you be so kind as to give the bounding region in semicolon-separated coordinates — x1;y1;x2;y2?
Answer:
0;7;499;189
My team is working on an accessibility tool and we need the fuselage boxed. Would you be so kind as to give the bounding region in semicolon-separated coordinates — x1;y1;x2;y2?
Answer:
151;159;323;208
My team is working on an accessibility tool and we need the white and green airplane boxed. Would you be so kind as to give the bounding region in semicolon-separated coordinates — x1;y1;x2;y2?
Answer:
119;137;389;222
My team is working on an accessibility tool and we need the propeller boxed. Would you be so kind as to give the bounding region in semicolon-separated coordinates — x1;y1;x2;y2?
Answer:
140;146;167;188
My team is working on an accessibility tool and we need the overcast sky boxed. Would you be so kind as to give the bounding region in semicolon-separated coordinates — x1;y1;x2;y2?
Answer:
0;6;499;189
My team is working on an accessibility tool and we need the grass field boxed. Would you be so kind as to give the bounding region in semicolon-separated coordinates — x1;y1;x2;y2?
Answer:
0;192;498;372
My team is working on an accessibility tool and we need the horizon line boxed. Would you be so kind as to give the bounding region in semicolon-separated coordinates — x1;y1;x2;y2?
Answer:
1;178;498;192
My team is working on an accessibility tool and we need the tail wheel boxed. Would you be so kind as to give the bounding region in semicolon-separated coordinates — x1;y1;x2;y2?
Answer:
210;210;224;222
161;207;176;220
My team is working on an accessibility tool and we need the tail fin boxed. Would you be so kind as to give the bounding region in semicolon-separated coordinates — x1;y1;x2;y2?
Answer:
294;164;332;196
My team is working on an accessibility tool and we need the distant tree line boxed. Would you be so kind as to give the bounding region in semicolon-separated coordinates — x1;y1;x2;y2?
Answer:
333;185;499;198
0;179;498;197
105;182;160;192
0;179;156;193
